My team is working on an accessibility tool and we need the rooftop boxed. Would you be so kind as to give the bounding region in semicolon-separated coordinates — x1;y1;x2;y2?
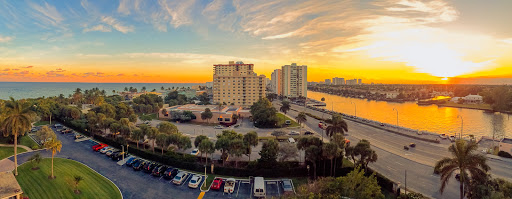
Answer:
0;172;23;198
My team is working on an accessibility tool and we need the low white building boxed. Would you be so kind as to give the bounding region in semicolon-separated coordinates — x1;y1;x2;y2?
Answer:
386;92;399;99
463;94;483;104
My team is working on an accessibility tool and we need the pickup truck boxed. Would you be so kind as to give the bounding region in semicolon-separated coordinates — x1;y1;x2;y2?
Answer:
224;178;236;194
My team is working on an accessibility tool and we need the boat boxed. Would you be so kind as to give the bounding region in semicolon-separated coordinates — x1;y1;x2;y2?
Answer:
439;134;448;139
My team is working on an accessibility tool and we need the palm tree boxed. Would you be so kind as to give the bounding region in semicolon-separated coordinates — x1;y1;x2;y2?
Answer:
326;114;348;138
44;138;63;179
280;101;291;114
296;112;307;133
73;175;83;193
1;97;33;176
322;142;338;176
28;152;42;170
130;129;144;149
435;140;490;199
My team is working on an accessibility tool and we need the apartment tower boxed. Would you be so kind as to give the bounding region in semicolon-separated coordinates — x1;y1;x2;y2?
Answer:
213;61;266;107
282;63;307;98
270;69;282;95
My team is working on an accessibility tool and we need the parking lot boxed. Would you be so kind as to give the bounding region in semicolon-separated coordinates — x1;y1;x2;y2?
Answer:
43;124;294;199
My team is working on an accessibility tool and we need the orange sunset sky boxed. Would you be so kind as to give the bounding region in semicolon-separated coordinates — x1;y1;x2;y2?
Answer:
0;0;511;84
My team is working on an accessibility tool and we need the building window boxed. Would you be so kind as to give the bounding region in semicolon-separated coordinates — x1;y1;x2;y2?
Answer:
218;118;222;121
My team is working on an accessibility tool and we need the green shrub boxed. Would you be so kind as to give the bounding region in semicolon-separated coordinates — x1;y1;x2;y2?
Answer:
498;151;512;158
31;145;40;150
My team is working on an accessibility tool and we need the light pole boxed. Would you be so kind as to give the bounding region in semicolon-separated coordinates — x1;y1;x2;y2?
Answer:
307;165;310;182
392;108;399;127
457;115;463;139
350;101;357;117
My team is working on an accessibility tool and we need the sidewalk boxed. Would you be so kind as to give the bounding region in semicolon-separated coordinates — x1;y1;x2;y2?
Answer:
0;144;33;152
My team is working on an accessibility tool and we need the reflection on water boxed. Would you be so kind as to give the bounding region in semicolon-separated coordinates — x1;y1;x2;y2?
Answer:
308;91;511;139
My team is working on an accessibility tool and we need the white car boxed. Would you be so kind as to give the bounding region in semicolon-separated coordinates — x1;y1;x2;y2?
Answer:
99;147;111;153
188;175;202;188
224;178;236;194
190;149;200;156
288;131;300;136
214;125;224;129
172;172;188;185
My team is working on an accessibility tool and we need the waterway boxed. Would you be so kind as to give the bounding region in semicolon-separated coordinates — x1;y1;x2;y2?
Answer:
308;91;511;139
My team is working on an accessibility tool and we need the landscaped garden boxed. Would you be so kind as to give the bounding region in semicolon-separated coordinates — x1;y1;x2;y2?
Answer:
16;158;122;199
276;112;300;127
0;146;27;160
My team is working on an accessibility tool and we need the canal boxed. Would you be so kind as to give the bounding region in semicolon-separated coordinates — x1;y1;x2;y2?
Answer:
308;91;511;139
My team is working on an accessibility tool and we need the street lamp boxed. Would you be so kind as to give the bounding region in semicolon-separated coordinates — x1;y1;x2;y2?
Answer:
457;115;463;139
306;165;310;182
350;101;357;117
392;108;399;127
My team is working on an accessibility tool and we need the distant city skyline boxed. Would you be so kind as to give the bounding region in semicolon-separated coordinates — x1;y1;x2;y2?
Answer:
1;1;512;84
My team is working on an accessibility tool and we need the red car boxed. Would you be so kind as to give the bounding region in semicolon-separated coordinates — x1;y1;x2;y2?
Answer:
210;177;223;190
92;143;108;151
318;122;326;129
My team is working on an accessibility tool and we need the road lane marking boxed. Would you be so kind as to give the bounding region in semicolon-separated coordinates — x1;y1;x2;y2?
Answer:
197;191;205;199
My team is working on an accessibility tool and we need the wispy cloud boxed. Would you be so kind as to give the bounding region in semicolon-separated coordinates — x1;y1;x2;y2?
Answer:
0;35;14;43
100;16;134;33
28;1;64;27
83;24;112;33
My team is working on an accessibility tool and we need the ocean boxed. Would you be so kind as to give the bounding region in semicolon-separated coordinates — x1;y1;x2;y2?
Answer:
0;82;204;100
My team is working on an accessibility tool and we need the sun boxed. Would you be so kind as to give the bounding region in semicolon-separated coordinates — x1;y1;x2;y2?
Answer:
441;77;448;81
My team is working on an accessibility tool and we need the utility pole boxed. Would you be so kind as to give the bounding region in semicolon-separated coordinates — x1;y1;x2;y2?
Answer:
393;108;399;127
457;115;463;139
405;170;407;195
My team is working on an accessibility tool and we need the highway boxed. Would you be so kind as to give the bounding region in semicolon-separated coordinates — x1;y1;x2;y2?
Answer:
276;102;512;199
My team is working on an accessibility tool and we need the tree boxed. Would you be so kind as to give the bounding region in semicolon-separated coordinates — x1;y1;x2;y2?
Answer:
323;142;339;176
155;133;170;154
280;101;291;114
44;138;62;179
340;166;385;199
128;114;138;123
28;152;42;170
215;137;231;166
434;140;490;199
243;131;258;161
201;108;213;123
250;98;279;128
229;139;245;168
109;122;121;138
271;130;286;139
331;133;347;176
296;112;307;129
70;108;81;120
353;140;377;169
199;139;215;165
345;145;356;165
130;128;144;149
321;97;325;102
73;175;83;194
278;142;299;162
36;126;55;143
147;127;159;153
176;135;192;150
158;121;178;135
326;114;348;138
194;135;208;148
258;139;279;166
305;145;322;180
1;97;34;175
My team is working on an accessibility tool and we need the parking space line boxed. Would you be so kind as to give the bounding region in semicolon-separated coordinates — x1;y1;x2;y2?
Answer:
277;181;281;196
235;180;241;197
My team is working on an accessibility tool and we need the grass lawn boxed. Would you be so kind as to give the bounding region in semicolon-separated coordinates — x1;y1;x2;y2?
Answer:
438;101;492;110
138;113;157;120
34;120;53;126
0;146;27;160
276;113;300;127
0;135;38;148
16;158;122;199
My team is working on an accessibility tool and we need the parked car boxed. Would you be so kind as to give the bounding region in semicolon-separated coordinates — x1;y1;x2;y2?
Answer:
144;162;157;173
304;131;314;135
210;177;223;190
285;120;291;125
214;125;224;129
282;179;294;193
172;172;188;185
224;178;236;194
190;149;200;156
92;143;108;151
99;146;111;154
74;134;85;140
164;168;179;180
125;157;138;166
133;160;147;171
455;174;461;181
288;131;300;136
409;143;416;148
152;165;167;177
188;174;201;188
111;152;128;161
404;145;409;150
106;149;119;157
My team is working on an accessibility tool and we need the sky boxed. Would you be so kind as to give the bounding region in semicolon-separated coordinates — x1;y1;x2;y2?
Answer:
0;0;511;84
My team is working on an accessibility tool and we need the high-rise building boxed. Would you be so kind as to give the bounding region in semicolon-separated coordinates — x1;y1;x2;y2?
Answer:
282;63;307;98
325;79;331;85
346;79;358;85
213;61;266;107
358;79;362;85
332;77;345;85
270;69;282;95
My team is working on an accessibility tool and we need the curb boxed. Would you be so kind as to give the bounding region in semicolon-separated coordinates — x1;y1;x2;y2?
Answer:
3;148;47;161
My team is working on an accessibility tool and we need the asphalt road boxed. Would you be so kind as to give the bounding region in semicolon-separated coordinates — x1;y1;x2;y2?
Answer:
278;102;469;199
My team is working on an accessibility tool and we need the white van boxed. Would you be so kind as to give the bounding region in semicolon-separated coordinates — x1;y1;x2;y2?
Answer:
253;177;266;198
288;138;295;144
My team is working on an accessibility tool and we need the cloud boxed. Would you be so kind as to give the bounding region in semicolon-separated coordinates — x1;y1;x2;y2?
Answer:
83;24;112;33
0;35;14;43
56;68;66;72
117;73;125;76
122;52;268;64
22;66;33;68
2;68;10;71
28;1;64;27
46;70;64;77
101;16;134;33
76;53;112;58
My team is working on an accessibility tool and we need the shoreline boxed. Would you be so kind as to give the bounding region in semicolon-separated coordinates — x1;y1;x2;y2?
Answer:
437;102;512;114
